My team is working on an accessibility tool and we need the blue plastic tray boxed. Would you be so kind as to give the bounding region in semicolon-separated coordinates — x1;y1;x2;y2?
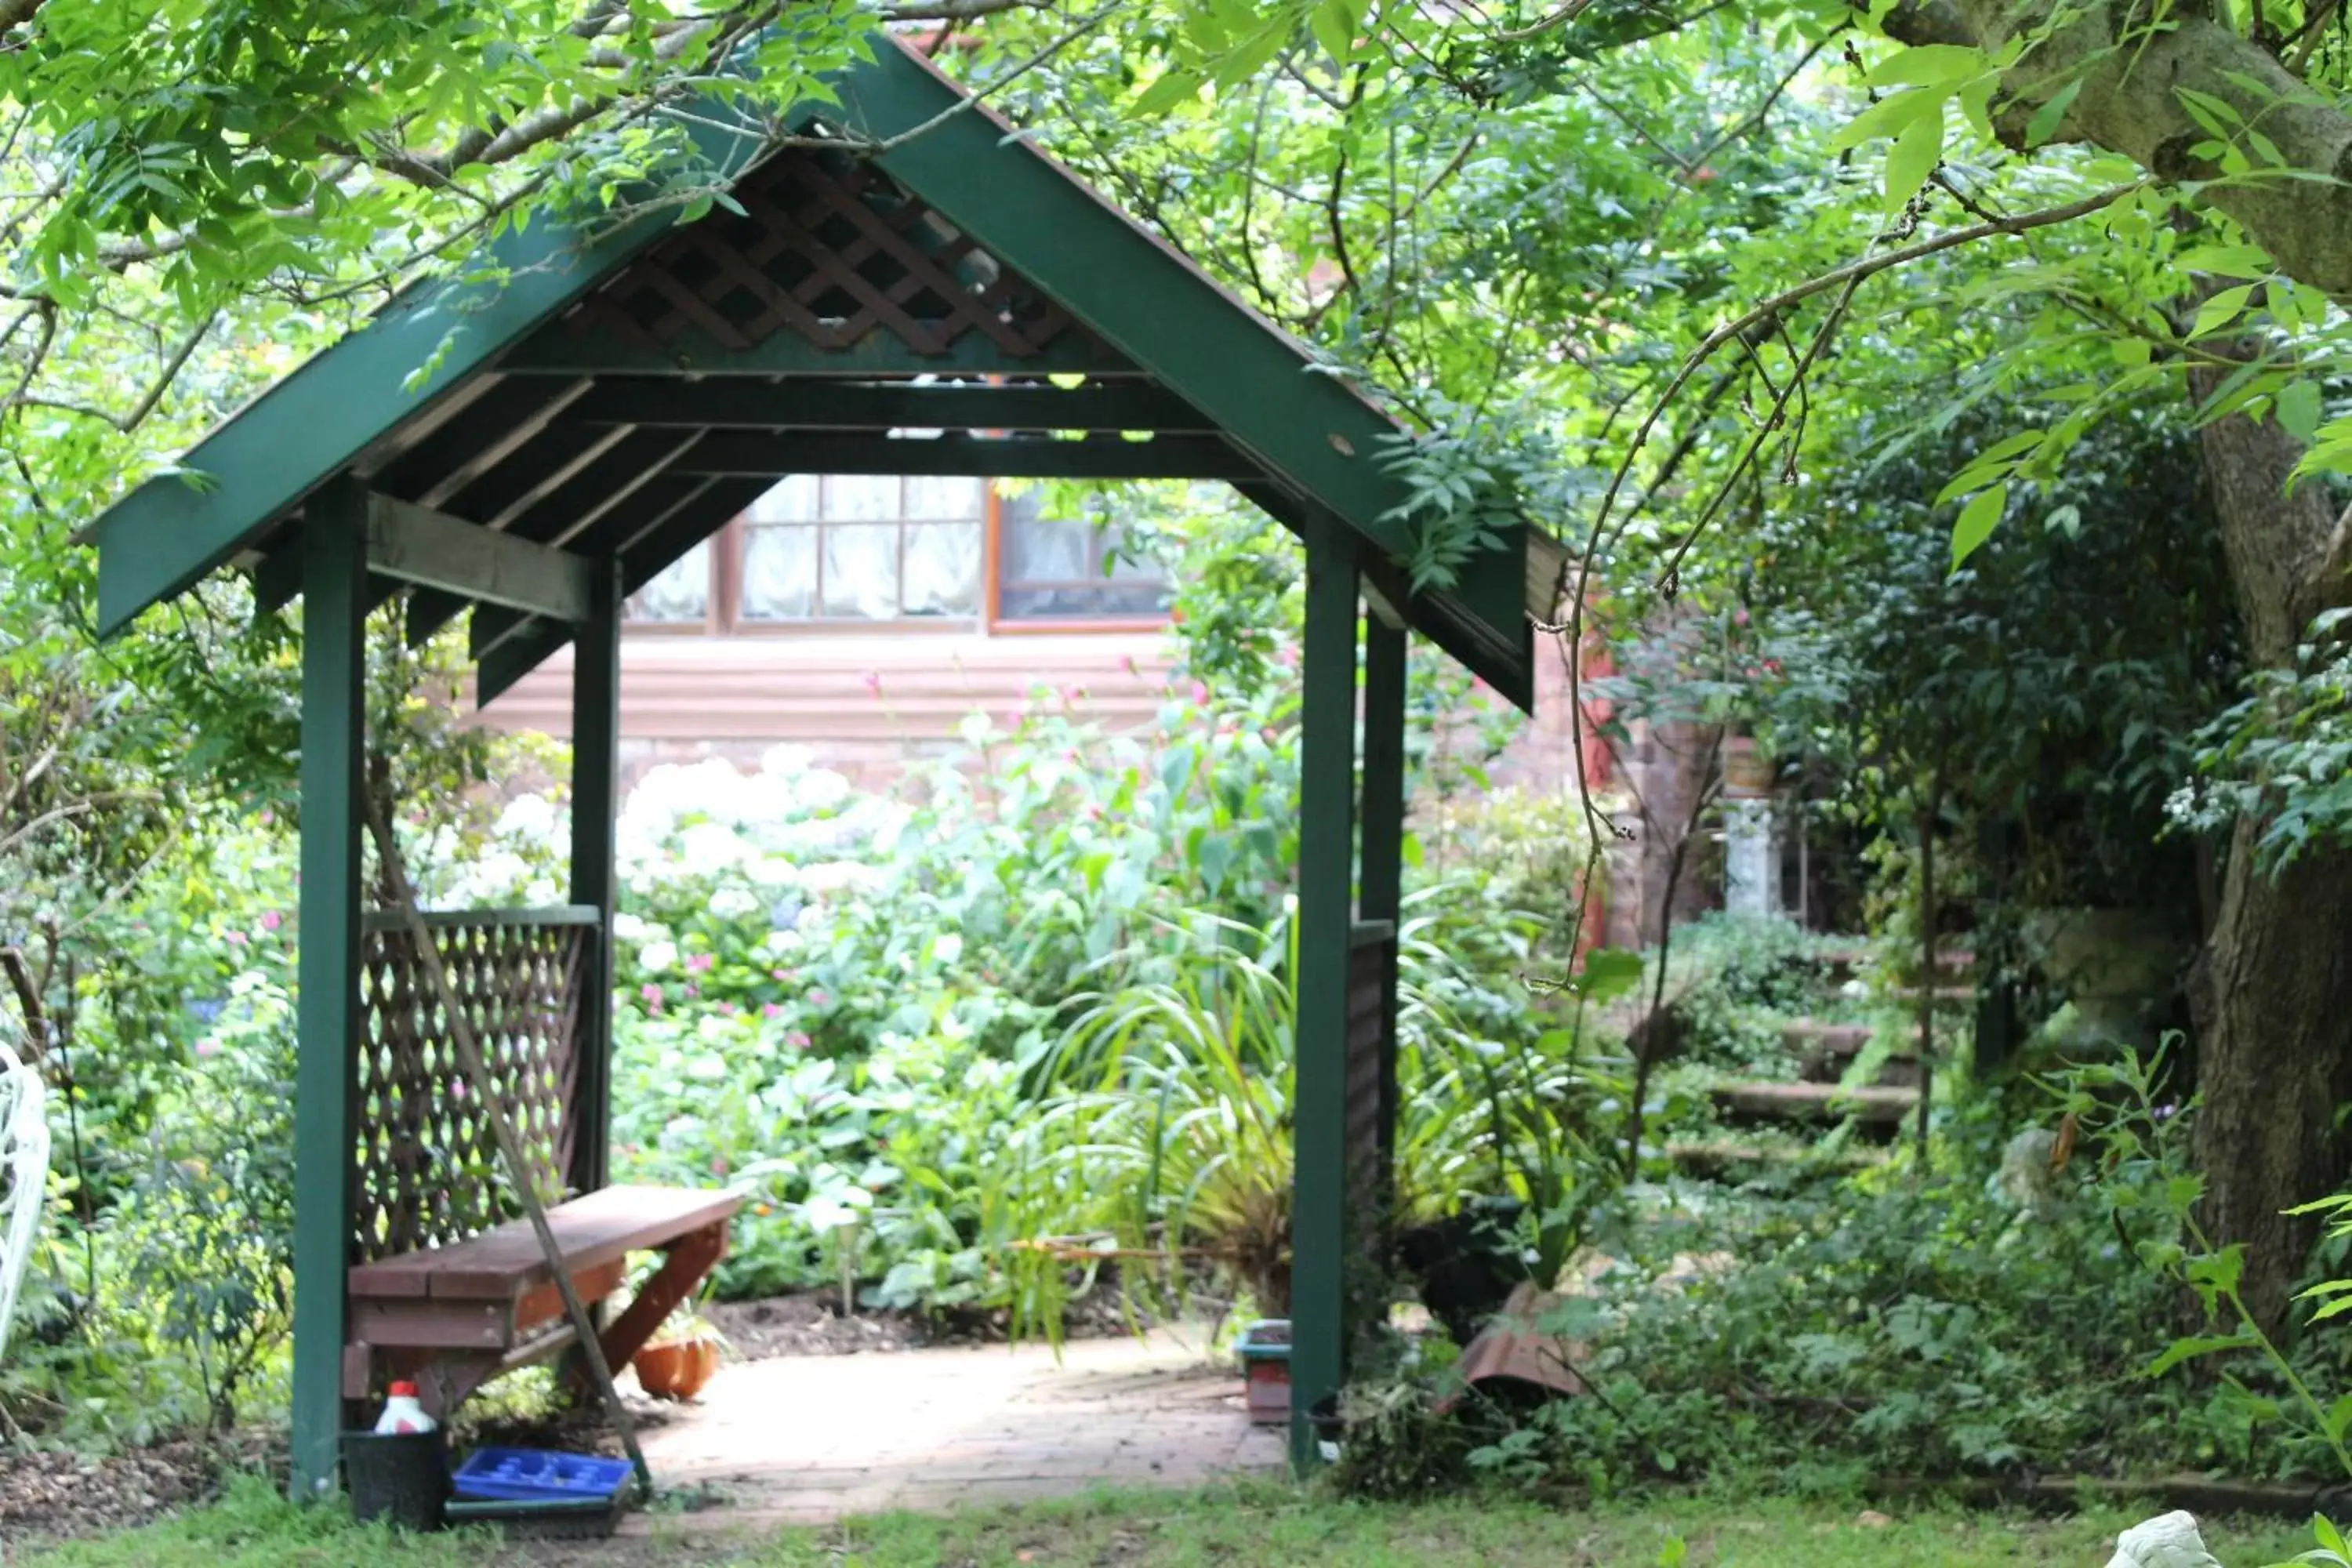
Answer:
450;1446;633;1503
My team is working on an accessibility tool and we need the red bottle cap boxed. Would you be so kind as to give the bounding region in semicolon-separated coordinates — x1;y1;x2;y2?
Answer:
387;1381;419;1398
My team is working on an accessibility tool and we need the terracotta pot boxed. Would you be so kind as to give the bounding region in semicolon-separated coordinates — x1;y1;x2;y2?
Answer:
1721;735;1775;798
633;1334;721;1400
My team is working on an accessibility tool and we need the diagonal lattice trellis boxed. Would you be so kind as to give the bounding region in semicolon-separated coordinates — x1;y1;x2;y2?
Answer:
561;149;1095;361
352;912;589;1265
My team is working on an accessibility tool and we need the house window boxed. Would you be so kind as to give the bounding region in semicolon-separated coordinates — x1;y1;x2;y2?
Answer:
629;539;713;626
993;488;1169;624
741;474;985;622
623;478;1167;631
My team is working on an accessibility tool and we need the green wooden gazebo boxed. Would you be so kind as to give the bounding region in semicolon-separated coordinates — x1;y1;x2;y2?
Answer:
83;36;1545;1497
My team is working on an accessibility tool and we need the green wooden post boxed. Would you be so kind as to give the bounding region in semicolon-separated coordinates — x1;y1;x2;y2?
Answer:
1359;615;1407;1200
568;560;622;1196
289;480;368;1501
1290;509;1359;1473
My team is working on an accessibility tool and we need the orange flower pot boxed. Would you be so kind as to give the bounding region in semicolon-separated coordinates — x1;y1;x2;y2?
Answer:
633;1335;720;1400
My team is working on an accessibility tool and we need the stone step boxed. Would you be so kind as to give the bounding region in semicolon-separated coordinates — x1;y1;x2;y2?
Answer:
1780;1020;1924;1089
1813;942;1976;975
1667;1140;1889;1178
1709;1079;1919;1131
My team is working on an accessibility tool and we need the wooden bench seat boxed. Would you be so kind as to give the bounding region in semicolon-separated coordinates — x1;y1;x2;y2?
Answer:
344;1184;742;1415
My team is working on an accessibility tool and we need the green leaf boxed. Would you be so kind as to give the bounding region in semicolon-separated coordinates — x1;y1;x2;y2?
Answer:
1950;484;2006;568
2278;379;2325;444
1830;85;1944;153
2024;78;2084;148
1865;44;1987;87
1884;98;1944;209
2145;1332;2257;1377
1133;70;1204;116
2189;283;2256;340
1311;0;1356;63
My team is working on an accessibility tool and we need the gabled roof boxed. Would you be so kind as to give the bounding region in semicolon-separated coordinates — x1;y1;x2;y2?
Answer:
84;37;1541;711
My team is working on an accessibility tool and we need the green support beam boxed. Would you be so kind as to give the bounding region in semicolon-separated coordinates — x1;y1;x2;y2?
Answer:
364;492;593;622
1359;616;1408;1196
568;559;622;1196
498;320;1137;379
408;434;707;648
474;477;770;702
289;477;368;1501
672;430;1258;482
464;473;725;665
1290;508;1359;1475
562;378;1210;434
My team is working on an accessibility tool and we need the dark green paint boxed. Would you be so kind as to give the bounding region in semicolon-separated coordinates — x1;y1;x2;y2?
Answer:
91;114;766;637
568;560;622;1196
289;477;368;1501
497;319;1134;379
1359;617;1407;1211
463;473;722;663
1290;508;1357;1475
563;379;1210;433
675;430;1257;481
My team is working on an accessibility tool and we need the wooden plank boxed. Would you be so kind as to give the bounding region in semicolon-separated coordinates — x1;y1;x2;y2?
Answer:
350;1298;515;1352
363;493;592;622
405;1186;742;1301
290;479;368;1501
568;560;622;1197
358;905;601;935
1287;506;1356;1475
561;378;1211;434
497;318;1136;378
671;430;1259;482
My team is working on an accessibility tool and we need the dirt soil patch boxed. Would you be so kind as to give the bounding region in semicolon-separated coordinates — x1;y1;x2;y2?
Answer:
0;1430;278;1543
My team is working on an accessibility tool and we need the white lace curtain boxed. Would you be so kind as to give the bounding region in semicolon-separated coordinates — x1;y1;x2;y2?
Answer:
0;1040;49;1363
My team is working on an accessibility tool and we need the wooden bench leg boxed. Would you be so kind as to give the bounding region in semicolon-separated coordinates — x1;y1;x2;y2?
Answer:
592;1221;728;1376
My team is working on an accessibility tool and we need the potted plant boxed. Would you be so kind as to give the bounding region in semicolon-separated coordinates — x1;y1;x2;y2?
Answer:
633;1294;726;1400
1720;733;1775;798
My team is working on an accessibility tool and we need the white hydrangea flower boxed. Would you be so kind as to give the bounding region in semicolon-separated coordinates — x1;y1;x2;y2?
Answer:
639;940;679;973
612;913;648;942
709;886;760;919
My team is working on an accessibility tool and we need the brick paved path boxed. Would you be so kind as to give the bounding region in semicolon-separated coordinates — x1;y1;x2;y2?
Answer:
631;1328;1287;1526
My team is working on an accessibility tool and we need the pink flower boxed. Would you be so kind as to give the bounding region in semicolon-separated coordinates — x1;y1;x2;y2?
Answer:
717;1001;738;1016
762;1003;785;1019
1062;684;1084;705
261;911;283;932
1122;655;1140;677
640;982;663;1010
809;989;830;1007
687;952;714;974
771;968;789;982
452;1080;467;1102
194;1039;220;1059
1734;608;1751;626
684;983;700;998
863;670;884;696
785;1031;811;1050
225;930;248;946
711;1155;728;1177
1189;681;1210;707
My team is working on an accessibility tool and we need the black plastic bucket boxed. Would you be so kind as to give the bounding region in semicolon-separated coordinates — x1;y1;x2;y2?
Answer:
343;1428;449;1531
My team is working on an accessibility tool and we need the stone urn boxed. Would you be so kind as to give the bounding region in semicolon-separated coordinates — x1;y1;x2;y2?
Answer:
2026;906;2180;1049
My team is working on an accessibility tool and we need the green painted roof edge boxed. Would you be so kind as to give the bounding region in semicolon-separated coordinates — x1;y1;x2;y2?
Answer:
86;34;1534;708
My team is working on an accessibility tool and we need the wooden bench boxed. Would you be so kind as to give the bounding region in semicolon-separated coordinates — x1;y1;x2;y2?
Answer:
344;1184;743;1416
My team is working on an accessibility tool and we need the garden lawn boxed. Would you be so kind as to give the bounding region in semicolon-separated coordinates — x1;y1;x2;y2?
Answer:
17;1479;2320;1567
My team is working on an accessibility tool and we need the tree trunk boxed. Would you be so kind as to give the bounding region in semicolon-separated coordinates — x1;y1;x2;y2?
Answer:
2187;378;2352;1340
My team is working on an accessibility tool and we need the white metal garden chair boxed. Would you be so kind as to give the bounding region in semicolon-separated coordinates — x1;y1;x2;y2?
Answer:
0;1039;49;1364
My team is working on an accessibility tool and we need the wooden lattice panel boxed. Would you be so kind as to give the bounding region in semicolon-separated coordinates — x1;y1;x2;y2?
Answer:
1345;931;1396;1233
564;150;1089;360
353;913;587;1265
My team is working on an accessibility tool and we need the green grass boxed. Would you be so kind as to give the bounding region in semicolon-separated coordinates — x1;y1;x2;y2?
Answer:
17;1478;2323;1567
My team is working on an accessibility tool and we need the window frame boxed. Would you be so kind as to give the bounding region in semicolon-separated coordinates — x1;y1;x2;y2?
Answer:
622;482;1171;637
